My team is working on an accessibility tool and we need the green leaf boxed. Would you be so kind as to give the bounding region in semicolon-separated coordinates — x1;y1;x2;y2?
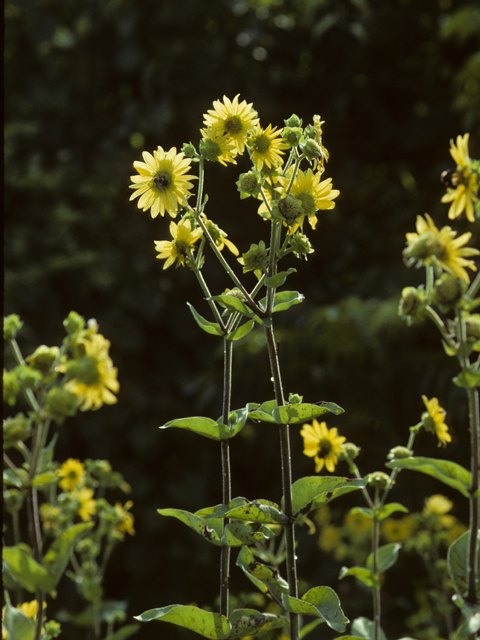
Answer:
210;498;289;525
210;295;270;327
107;624;140;640
217;407;249;439
282;587;348;632
221;522;275;546
3;545;53;593
386;456;472;498
247;400;344;425
226;320;254;341
2;598;35;640
43;522;94;588
31;471;58;487
196;497;249;519
289;476;366;517
350;503;408;521
157;508;222;546
453;366;480;388
160;416;229;441
452;595;480;636
264;268;296;288
229;609;288;637
448;531;480;599
258;290;305;313
299;618;323;638
236;546;289;607
3;468;28;488
187;302;224;336
134;605;231;639
339;566;380;589
351;616;387;640
366;543;402;573
247;400;279;423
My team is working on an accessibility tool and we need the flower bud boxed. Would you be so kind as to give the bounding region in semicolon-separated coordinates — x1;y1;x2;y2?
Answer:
236;171;261;198
284;114;303;128
223;287;247;301
340;442;361;461
26;345;60;374
283;127;303;147
45;387;81;425
288;393;303;404
288;232;314;260
398;286;426;323
3;369;19;406
3;412;32;449
465;314;480;340
237;241;269;274
64;311;85;335
433;274;465;309
366;471;390;491
387;446;412;461
4;489;25;514
277;194;303;226
199;137;222;162
182;142;197;158
402;232;435;264
301;138;324;161
4;314;23;341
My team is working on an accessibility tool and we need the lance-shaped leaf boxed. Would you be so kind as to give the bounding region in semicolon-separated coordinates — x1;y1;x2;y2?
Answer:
366;543;402;574
134;605;231;639
196;497;249;519
386;457;472;498
448;531;480;599
264;268;296;289
3;545;53;593
258;290;305;313
157;508;222;546
226;319;254;341
351;616;387;640
187;302;224;336
350;503;409;521
43;522;94;588
210;294;270;327
247;400;344;425
288;476;366;517
282;587;348;632
208;498;289;525
339;566;380;589
229;609;288;637
160;416;229;441
222;522;275;546
236;546;289;608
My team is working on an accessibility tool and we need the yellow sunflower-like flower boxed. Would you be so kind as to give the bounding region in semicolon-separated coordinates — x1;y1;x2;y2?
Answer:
199;126;237;166
421;395;452;447
441;133;479;223
113;500;135;538
203;95;259;155
129;146;196;218
275;167;340;232
64;334;119;411
382;515;417;543
57;458;86;491
201;215;239;256
154;218;203;269
423;494;453;516
75;487;97;521
247;124;289;171
404;213;479;282
344;510;373;535
300;419;346;473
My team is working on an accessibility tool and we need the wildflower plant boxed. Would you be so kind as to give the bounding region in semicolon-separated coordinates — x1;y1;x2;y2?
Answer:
2;313;137;640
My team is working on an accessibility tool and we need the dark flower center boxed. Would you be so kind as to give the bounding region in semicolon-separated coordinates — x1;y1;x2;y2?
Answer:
253;134;270;154
225;116;242;134
154;172;171;191
317;438;332;458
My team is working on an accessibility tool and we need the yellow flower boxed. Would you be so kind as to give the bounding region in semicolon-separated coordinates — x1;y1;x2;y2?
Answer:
247;124;289;171
423;494;453;516
64;334;119;411
318;524;342;552
404;213;479;282
275;167;339;232
40;503;61;533
75;487;97;521
445;522;468;546
16;601;46;620
154;218;203;269
203;95;259;154
345;510;373;535
311;115;330;172
57;458;86;491
300;419;346;473
441;134;479;223
129;146;196;218
421;395;452;447
199;126;237;166
202;215;239;256
113;500;135;538
382;516;417;542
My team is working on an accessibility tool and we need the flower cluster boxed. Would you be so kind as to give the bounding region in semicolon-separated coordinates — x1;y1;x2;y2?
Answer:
441;134;479;223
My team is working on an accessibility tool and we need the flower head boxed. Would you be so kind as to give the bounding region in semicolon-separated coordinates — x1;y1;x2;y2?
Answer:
199;126;237;166
75;487;97;521
57;458;86;491
421;395;452;447
441;134;479;223
203;95;259;155
113;500;135;539
404;214;479;282
202;215;238;256
247;124;289;171
423;494;453;516
154;218;203;269
64;334;119;411
129;146;196;218
300;419;346;473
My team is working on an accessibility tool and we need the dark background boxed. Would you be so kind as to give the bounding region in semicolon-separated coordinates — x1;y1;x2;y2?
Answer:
4;0;480;637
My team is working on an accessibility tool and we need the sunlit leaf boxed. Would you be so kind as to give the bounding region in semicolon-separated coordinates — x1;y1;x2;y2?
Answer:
157;508;222;546
160;416;229;441
226;320;254;341
210;294;270;327
386;456;471;498
264;268;296;288
366;543;402;573
221;522;275;546
229;609;288;637
351;616;387;640
289;476;366;516
134;605;230;639
339;566;380;589
2;597;35;640
247;400;344;425
187;302;224;336
209;498;289;525
43;522;93;587
236;546;289;607
448;531;480;599
2;545;53;593
282;586;348;632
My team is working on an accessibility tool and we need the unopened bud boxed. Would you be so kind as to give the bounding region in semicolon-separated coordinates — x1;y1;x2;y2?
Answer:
387;446;412;461
26;345;60;374
366;471;390;491
277;194;303;226
4;314;23;341
434;274;465;308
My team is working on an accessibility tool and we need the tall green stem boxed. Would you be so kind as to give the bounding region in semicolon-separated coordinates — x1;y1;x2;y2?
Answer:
220;338;233;617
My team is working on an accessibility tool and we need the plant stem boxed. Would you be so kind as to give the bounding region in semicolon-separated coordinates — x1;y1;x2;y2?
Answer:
220;338;233;618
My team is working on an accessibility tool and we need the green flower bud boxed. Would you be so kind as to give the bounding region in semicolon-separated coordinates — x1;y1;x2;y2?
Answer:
284;114;303;128
182;142;197;158
236;171;262;198
277;194;303;226
44;620;62;639
288;232;314;260
76;537;101;558
199;137;222;162
237;241;269;275
340;442;361;461
3;369;20;406
283;127;303;147
223;287;247;301
433;274;465;309
465;314;480;340
45;387;81;425
3;412;32;449
288;393;303;404
64;311;85;335
402;231;435;264
3;489;25;513
387;446;413;460
366;471;390;491
16;364;42;393
398;286;426;324
4;314;23;341
301;138;324;161
26;345;60;374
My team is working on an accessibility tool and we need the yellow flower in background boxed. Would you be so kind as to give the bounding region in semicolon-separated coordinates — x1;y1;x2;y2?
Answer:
345;510;373;535
199;126;238;166
300;419;346;473
202;215;239;256
404;213;479;282
57;458;86;491
382;515;417;543
276;167;340;232
129;146;196;218
154;218;203;270
247;124;289;171
40;503;61;533
318;524;342;552
421;395;452;447
203;95;259;154
445;522;468;546
75;487;97;521
113;500;135;538
423;494;453;516
441;133;479;223
64;334;119;411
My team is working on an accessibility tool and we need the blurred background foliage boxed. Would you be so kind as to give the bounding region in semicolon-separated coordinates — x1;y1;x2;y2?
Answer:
4;0;480;637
